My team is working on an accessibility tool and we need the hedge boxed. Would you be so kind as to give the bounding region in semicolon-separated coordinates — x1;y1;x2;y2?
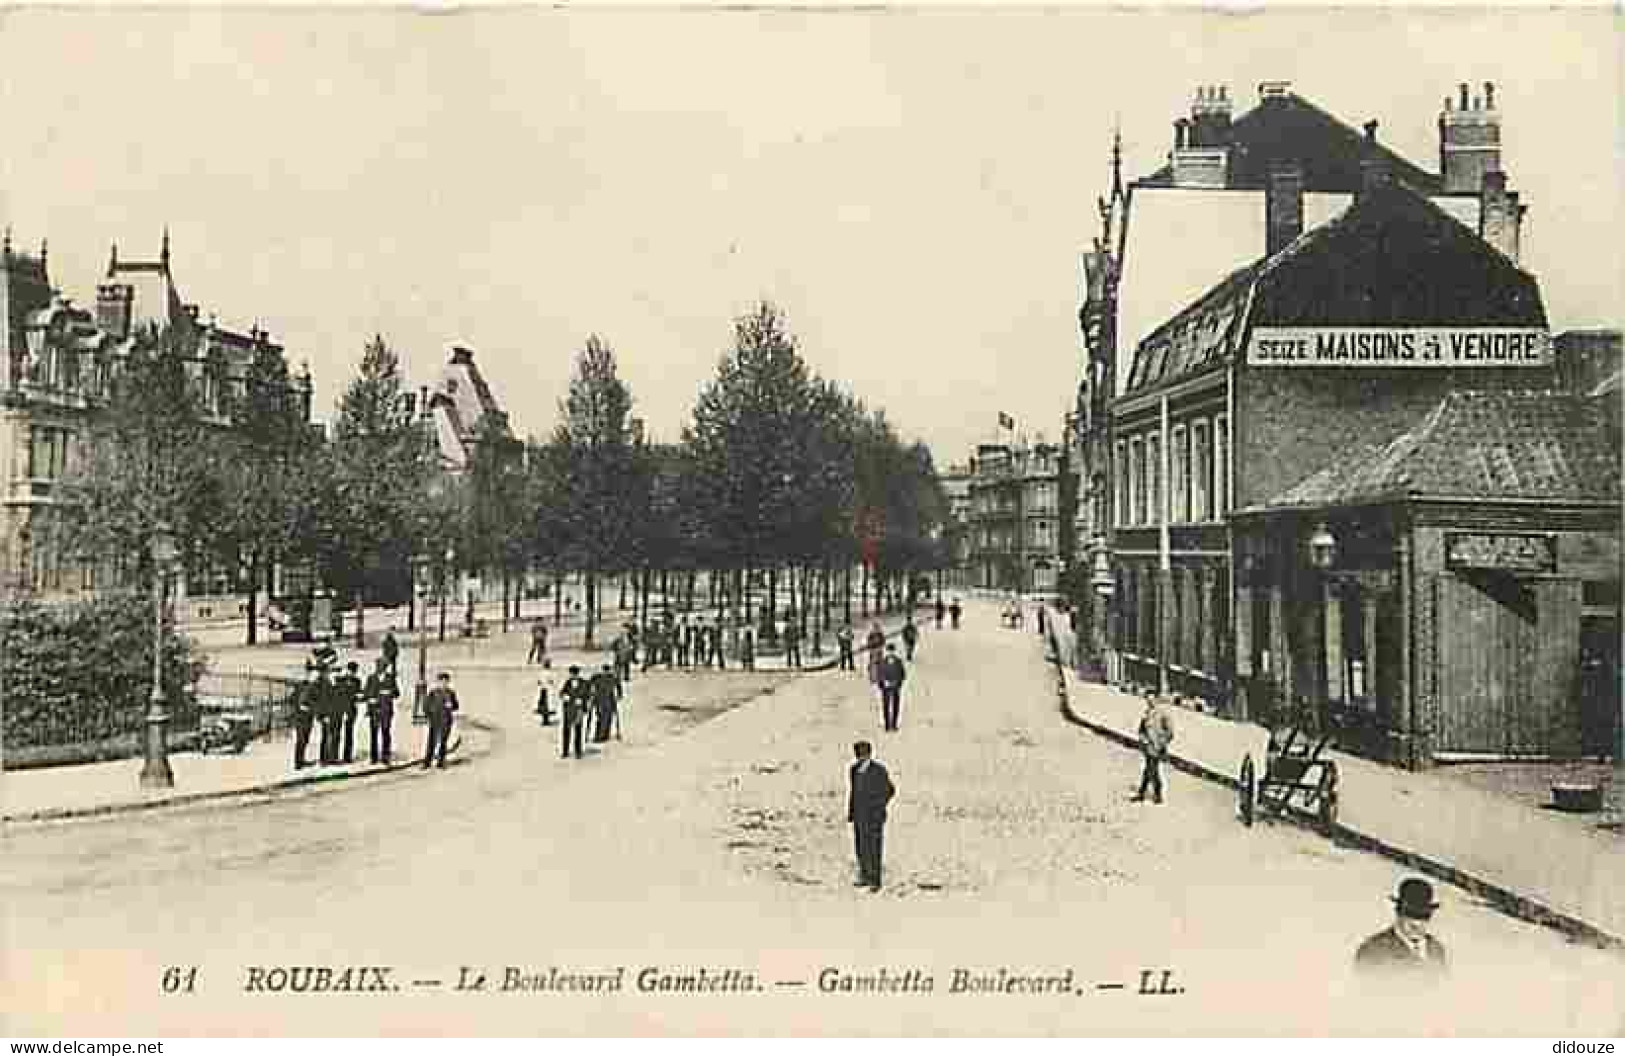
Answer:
1;591;207;754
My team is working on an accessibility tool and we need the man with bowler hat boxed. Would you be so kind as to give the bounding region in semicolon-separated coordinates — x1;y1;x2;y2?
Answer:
877;643;907;731
1132;694;1174;803
847;740;895;892
591;662;622;742
560;664;590;759
1355;877;1449;977
421;671;460;769
336;660;363;764
292;667;319;769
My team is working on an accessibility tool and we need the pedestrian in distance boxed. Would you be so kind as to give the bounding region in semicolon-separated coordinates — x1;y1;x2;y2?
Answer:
591;663;622;743
949;598;962;629
847;740;895;892
363;655;398;764
337;660;363;764
836;624;855;671
900;616;919;662
381;627;400;678
1355;877;1449;981
877;643;907;731
741;627;756;670
560;664;590;759
642;623;661;673
534;671;555;726
710;618;727;669
528;617;549;667
421;671;460;770
1132;694;1175;803
934;597;946;629
674;618;690;667
784;616;803;670
864;622;886;686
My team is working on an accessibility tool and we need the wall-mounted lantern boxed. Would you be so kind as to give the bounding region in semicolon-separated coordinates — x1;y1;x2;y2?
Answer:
1308;522;1338;571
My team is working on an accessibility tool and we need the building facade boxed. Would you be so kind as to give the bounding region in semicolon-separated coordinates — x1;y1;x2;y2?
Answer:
967;438;1062;596
937;461;974;588
1082;81;1619;767
0;231;307;618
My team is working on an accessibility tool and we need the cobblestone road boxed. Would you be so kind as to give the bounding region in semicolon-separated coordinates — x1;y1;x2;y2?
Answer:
5;603;1621;1036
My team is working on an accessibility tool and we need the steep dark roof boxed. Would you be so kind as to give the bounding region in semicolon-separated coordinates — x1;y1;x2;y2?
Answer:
1124;180;1546;394
1136;92;1444;194
1254;391;1620;509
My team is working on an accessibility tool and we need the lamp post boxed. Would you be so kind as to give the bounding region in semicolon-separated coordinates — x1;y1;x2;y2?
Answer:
412;554;431;725
140;522;179;789
1306;522;1339;733
1308;522;1338;572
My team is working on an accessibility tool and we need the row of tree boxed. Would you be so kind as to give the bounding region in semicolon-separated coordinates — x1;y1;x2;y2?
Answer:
60;301;952;649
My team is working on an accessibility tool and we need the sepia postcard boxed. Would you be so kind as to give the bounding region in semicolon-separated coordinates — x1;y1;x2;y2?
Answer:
1;2;1621;1038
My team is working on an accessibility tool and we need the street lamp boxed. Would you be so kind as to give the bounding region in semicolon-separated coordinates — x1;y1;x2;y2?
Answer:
1090;548;1116;597
140;522;179;789
412;554;431;725
1308;522;1338;571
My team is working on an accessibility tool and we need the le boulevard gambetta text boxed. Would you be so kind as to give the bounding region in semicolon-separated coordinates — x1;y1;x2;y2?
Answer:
236;964;1186;997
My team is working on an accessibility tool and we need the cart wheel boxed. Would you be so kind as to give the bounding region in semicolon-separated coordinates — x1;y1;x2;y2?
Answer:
1317;763;1340;829
1238;753;1256;828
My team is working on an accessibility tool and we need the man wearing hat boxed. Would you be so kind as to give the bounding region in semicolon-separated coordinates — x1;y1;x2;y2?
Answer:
336;660;363;764
1132;694;1175;804
421;671;460;770
1355;877;1449;976
560;664;590;759
591;662;622;743
846;740;895;892
877;643;907;732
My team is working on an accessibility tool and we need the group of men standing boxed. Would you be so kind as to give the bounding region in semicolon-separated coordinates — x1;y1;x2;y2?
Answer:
292;630;407;770
537;662;624;760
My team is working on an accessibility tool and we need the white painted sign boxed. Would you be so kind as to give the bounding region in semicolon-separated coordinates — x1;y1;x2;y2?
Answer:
1247;327;1551;367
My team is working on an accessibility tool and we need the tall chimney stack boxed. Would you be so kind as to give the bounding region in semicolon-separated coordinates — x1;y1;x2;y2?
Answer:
1440;80;1502;193
1266;161;1304;257
1358;120;1390;198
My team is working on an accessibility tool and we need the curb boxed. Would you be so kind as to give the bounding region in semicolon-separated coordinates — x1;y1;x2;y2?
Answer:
1040;625;1624;953
2;716;502;826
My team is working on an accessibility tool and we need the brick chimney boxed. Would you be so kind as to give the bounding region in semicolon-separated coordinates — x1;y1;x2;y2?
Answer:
1358;120;1390;198
1479;169;1525;263
1266;161;1304;257
1439;80;1502;194
1171;85;1231;188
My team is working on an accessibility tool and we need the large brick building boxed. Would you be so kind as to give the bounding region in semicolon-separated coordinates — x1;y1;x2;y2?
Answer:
1076;81;1620;766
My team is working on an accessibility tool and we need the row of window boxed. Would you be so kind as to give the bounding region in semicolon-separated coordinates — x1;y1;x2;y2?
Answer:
975;519;1054;549
1115;413;1229;528
1117;563;1232;676
25;425;73;483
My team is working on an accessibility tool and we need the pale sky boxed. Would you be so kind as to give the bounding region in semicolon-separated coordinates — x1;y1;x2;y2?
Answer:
2;7;1620;463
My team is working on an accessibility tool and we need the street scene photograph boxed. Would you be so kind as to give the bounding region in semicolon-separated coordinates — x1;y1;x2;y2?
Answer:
1;3;1622;1039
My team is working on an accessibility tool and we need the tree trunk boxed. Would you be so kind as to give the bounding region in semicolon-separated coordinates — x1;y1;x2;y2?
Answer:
591;571;604;646
844;563;853;626
406;557;416;633
860;563;870;617
686;570;697;614
619;574;628;612
354;585;366;649
244;548;259;646
501;575;510;634
554;571;563;627
767;567;779;623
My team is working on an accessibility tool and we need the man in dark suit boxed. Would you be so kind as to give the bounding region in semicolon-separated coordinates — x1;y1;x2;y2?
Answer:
363;656;398;764
1132;694;1174;804
877;644;907;732
836;624;855;671
381;628;400;678
292;670;318;769
421;671;460;770
847;740;895;892
560;664;590;759
710;619;727;669
591;663;622;742
336;661;363;764
1355;877;1449;979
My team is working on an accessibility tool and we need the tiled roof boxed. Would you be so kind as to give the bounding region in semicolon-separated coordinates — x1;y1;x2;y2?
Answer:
1258;391;1621;509
1135;91;1444;194
1124;181;1545;394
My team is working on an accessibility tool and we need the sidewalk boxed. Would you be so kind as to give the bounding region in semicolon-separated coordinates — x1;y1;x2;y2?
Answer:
1045;617;1625;948
1;717;495;824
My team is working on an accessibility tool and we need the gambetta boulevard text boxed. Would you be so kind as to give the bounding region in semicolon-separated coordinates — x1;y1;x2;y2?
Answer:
237;965;1185;996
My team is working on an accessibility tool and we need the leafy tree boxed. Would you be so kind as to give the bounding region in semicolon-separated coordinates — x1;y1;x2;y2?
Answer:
66;323;226;583
545;335;645;647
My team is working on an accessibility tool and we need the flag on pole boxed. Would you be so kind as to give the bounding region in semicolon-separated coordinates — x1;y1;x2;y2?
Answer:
998;412;1015;430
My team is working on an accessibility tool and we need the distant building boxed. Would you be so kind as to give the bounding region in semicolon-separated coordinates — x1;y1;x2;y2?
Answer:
967;437;1062;596
937;461;974;588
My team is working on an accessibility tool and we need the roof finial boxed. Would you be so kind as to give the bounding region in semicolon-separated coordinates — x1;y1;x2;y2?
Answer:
1110;120;1124;201
108;242;119;276
2;226;10;258
38;237;47;270
160;226;170;267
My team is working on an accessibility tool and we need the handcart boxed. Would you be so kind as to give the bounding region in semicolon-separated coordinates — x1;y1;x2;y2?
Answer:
1237;723;1340;830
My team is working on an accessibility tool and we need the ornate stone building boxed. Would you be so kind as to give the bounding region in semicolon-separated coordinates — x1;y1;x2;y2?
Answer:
0;230;308;616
